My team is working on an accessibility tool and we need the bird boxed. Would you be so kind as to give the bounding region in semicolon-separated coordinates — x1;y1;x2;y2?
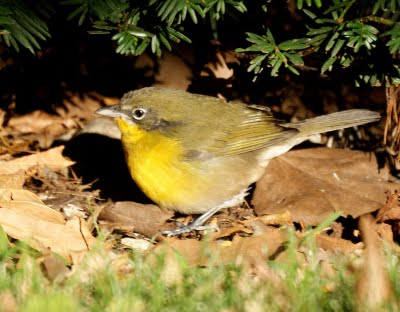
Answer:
96;87;380;235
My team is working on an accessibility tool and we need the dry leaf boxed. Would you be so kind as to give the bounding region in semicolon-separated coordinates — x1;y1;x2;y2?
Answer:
151;229;287;267
121;237;153;251
201;52;235;79
220;229;287;266
6;110;79;149
0;188;65;224
99;201;173;238
57;93;102;121
0;189;95;264
243;211;293;226
5;94;104;148
375;223;394;242
315;234;363;253
0;208;95;263
211;224;253;240
69;250;133;284
154;51;192;90
0;146;74;175
7;110;74;134
253;148;399;226
151;238;206;267
42;254;70;282
0;171;25;189
376;191;400;222
356;215;391;310
66;218;97;264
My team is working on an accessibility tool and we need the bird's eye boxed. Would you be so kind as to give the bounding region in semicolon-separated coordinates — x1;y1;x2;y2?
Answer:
132;108;147;120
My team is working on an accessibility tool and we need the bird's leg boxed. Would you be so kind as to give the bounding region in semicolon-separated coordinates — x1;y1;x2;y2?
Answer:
160;188;250;236
160;205;223;236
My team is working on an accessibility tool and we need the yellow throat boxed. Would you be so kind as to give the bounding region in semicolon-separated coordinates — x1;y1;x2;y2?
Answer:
115;118;207;213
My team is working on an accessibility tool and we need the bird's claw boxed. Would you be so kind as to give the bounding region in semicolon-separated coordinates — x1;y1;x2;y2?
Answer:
160;221;219;236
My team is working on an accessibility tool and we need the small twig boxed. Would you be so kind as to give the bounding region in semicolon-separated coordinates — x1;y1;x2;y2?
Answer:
359;15;396;26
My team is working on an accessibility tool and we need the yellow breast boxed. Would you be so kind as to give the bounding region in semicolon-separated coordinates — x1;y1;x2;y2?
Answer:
115;119;206;212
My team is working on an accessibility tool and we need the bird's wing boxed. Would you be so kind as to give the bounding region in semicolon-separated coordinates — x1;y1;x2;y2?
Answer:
184;107;298;160
213;113;297;156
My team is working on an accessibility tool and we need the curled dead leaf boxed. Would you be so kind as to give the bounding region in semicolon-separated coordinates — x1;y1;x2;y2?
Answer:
201;52;235;79
99;201;173;238
0;188;95;264
0;188;65;224
121;237;153;251
42;254;70;282
253;148;398;226
0;171;25;189
375;223;393;242
150;229;287;267
211;223;253;240
0;146;74;175
154;51;192;90
315;234;363;253
376;191;400;222
220;229;287;266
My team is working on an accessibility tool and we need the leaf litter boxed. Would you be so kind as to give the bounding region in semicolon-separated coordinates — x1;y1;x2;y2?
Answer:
253;147;398;226
0;144;96;264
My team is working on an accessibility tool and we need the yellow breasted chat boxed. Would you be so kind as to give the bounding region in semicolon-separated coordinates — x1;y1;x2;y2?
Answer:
96;87;380;235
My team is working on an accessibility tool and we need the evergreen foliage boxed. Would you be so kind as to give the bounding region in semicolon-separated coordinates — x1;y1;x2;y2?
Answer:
0;0;399;86
63;0;246;56
239;1;400;86
0;0;52;53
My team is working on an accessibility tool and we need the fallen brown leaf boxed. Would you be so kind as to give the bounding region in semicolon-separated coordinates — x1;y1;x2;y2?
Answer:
0;146;74;175
0;188;65;224
120;237;153;251
376;191;400;222
376;223;394;242
154;51;192;90
315;234;363;253
211;223;253;240
151;229;287;267
99;201;173;238
56;93;103;121
7;110;75;134
0;188;95;263
66;218;97;264
220;229;287;266
0;170;25;189
243;211;293;227
42;254;70;282
151;238;206;266
7;111;78;149
253;148;398;226
201;52;235;79
69;249;133;283
0;206;95;264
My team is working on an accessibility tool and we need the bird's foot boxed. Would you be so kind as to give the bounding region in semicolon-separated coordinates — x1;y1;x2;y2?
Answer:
160;220;219;236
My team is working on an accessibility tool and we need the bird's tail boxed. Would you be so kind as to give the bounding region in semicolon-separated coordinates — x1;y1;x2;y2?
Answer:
286;109;380;136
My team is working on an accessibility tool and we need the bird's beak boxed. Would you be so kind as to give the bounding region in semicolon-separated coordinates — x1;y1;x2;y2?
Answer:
96;105;126;119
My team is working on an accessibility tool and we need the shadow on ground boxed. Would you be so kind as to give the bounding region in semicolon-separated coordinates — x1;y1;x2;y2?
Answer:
62;133;151;204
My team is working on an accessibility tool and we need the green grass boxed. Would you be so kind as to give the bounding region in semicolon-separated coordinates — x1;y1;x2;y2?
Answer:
0;226;399;312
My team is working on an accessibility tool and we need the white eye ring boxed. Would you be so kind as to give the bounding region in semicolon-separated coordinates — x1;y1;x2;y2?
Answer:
132;108;147;120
